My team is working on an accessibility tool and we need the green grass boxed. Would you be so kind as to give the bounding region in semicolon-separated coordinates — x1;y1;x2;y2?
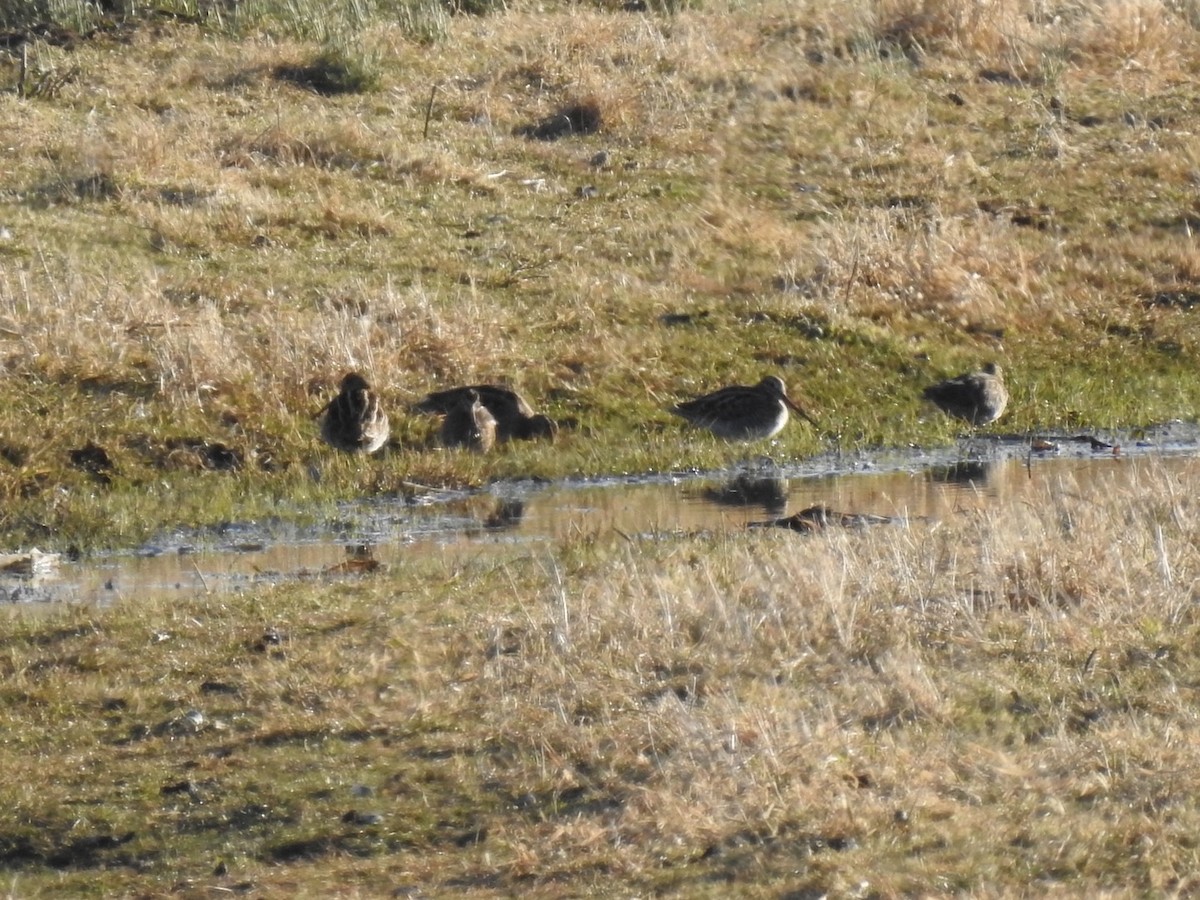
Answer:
0;0;1198;549
7;7;1200;893
3;5;1200;891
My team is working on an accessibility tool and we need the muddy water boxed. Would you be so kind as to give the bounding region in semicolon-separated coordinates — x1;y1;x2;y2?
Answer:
4;425;1200;605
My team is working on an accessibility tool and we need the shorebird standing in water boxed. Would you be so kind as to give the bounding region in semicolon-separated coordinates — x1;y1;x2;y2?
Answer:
439;388;498;453
318;372;390;454
672;375;818;441
923;362;1008;427
415;384;557;442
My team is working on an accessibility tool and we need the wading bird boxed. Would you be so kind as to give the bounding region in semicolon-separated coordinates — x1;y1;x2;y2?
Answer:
415;384;556;442
439;388;498;453
318;372;389;454
672;375;817;441
923;362;1008;427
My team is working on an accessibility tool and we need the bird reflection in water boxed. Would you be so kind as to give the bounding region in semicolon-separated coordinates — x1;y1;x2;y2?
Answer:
700;472;790;516
749;505;899;534
484;498;526;530
927;460;994;488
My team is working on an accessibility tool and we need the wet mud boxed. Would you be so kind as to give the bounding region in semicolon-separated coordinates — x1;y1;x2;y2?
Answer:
4;422;1199;605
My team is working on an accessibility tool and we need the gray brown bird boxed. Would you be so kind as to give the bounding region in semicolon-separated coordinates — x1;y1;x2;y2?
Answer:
415;384;556;442
923;362;1008;426
439;388;498;453
318;372;389;454
672;375;817;441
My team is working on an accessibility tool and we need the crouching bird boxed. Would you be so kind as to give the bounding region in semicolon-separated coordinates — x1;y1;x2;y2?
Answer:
318;372;390;454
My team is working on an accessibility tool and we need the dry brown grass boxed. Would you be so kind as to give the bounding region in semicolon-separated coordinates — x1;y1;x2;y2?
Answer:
1;1;1198;889
3;457;1200;895
0;0;1199;544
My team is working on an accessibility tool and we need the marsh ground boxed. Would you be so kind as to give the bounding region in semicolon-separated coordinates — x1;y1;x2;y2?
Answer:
4;455;1200;896
2;0;1200;894
1;0;1200;548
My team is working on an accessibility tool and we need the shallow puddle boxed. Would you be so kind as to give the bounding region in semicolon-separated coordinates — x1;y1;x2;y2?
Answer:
4;423;1200;605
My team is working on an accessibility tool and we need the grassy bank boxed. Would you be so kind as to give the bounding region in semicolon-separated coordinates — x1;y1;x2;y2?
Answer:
1;0;1199;548
5;4;1200;893
2;456;1199;895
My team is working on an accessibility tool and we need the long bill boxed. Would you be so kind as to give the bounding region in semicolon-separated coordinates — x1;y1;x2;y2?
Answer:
782;394;819;428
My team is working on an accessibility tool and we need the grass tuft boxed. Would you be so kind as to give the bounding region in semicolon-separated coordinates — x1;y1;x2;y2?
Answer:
274;47;382;95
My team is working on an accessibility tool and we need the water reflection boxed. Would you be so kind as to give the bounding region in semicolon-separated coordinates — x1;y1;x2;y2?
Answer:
697;473;790;516
323;544;383;576
749;504;903;533
4;447;1200;606
483;498;526;530
927;460;994;488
